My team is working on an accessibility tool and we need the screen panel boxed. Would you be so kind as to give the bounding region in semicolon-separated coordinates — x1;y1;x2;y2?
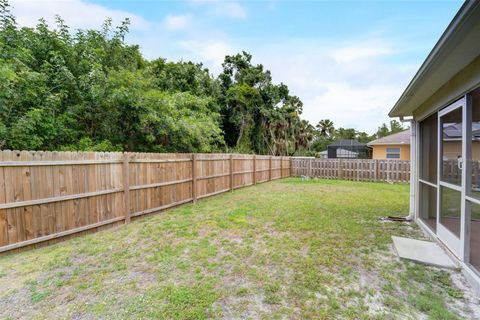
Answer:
419;113;438;183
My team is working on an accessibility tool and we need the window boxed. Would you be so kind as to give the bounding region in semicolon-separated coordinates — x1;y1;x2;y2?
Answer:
419;112;439;233
386;147;400;159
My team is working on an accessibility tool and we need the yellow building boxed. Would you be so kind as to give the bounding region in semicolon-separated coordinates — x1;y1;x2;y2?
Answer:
367;129;410;160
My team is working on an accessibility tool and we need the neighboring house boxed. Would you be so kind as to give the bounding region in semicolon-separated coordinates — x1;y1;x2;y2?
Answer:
326;139;371;159
367;129;410;160
389;1;480;292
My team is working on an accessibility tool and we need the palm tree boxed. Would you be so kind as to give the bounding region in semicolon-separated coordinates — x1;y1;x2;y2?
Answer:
316;119;335;138
295;120;315;152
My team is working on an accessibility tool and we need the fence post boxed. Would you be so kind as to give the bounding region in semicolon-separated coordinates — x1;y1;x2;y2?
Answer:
308;158;312;177
192;153;197;203
374;159;379;181
269;156;272;181
387;161;391;182
338;159;343;179
288;157;291;177
229;154;234;191
253;154;256;185
289;157;292;177
123;152;131;224
280;156;283;178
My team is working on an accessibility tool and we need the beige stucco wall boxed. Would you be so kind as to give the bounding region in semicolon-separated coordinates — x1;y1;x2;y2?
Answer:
371;144;410;160
443;141;480;160
443;141;461;160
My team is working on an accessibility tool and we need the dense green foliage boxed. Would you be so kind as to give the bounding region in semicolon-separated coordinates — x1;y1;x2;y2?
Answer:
0;1;225;153
0;1;315;155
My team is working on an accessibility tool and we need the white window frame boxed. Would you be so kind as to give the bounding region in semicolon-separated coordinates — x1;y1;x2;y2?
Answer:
436;97;466;258
386;147;401;159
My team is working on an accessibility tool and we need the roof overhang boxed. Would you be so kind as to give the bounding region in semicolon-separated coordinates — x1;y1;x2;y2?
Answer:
389;1;480;118
367;142;409;146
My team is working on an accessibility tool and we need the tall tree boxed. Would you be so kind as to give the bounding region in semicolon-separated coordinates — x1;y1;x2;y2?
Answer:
218;51;308;155
375;120;406;138
316;119;335;138
334;128;357;140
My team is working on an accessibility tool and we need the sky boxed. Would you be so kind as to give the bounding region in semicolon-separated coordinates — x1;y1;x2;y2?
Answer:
9;0;464;134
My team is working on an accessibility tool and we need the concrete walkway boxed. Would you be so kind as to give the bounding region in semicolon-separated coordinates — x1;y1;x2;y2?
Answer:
392;236;457;269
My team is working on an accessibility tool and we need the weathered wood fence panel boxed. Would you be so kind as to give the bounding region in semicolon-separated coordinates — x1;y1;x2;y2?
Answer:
292;157;410;183
0;151;291;254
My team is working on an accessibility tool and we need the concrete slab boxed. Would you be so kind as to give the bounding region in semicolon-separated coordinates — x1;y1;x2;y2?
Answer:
392;236;458;269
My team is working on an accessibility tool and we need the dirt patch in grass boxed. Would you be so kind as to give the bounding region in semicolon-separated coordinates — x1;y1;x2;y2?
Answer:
1;178;479;319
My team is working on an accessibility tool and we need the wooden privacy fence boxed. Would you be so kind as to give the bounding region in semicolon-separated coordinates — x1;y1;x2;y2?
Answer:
292;157;410;183
0;150;291;254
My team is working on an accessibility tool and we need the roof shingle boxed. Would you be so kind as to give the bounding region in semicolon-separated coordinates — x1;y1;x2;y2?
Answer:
367;129;410;146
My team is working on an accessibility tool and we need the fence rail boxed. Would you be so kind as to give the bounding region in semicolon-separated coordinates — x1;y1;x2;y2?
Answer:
0;150;291;254
292;158;410;183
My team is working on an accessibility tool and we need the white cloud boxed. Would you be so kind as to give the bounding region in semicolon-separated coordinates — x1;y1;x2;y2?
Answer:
10;0;150;30
190;0;247;19
178;39;236;73
306;82;404;131
249;39;417;133
217;2;247;19
332;41;393;63
163;14;192;31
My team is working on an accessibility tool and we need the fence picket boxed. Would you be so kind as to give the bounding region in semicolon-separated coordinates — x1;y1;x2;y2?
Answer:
291;158;410;183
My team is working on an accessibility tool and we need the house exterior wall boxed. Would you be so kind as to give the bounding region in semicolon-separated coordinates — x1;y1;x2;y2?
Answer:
371;145;410;160
443;141;462;160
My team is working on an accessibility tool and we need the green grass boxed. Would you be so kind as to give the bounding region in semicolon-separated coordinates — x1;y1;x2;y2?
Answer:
0;178;472;319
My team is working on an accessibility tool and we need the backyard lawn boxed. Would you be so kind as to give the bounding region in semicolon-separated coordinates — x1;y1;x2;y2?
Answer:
0;178;478;319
